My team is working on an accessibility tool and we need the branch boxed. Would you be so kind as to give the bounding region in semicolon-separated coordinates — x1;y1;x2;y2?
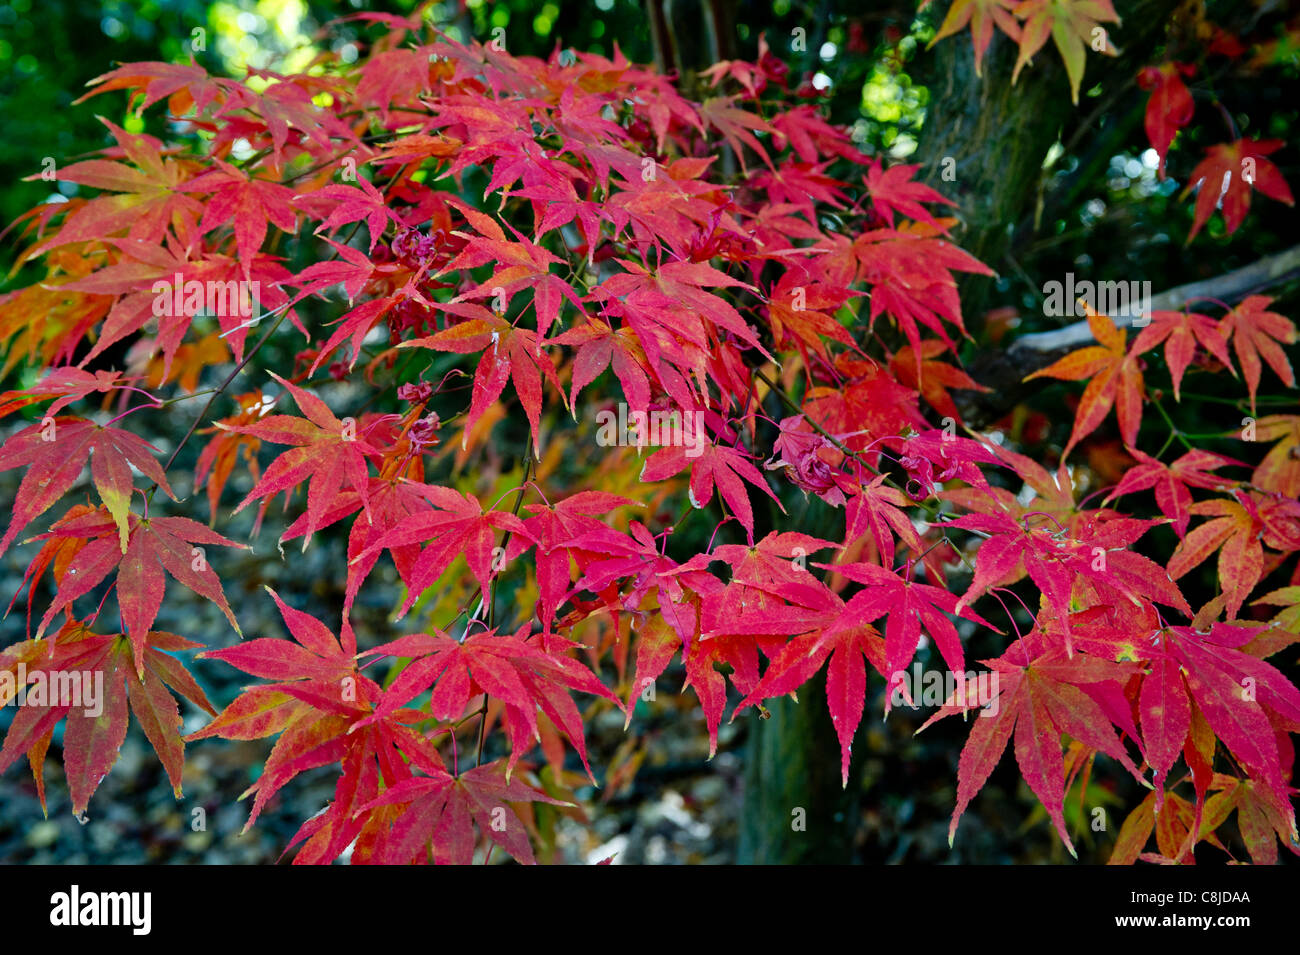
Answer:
1012;244;1300;353
956;244;1300;426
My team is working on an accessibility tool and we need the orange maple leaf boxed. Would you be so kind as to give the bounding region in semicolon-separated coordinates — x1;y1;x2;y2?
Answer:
1025;302;1143;457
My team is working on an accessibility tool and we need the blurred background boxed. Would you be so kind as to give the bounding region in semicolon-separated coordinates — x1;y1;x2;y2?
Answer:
0;0;1297;864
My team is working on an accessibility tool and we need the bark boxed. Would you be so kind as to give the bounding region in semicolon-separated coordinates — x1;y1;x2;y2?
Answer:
956;244;1300;425
1013;244;1300;353
913;29;1065;320
646;0;737;98
736;670;868;863
913;0;1182;320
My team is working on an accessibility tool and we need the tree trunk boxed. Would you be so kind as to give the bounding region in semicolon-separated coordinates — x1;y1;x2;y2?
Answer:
913;29;1066;321
737;669;867;863
913;0;1182;321
732;0;1183;863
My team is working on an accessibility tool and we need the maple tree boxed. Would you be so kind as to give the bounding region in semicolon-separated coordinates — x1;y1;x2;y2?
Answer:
0;0;1298;867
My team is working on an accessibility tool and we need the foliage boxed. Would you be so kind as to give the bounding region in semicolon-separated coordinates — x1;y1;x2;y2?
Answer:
1;2;1298;865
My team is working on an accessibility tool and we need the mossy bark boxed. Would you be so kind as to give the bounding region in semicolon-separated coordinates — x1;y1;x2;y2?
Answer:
737;669;867;863
912;30;1067;321
913;0;1181;321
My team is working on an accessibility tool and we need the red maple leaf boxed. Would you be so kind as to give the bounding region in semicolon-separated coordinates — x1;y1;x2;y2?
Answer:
353;484;533;616
1250;415;1300;498
724;576;888;785
929;644;1145;854
1107;447;1242;538
1156;623;1300;820
889;340;989;421
357;624;619;779
186;589;418;842
1137;62;1196;177
1218;295;1296;413
566;520;723;649
75;61;231;116
31;506;245;672
924;0;1021;75
518;491;641;633
1129;306;1234;400
437;198;584;342
550;318;654;412
28;119;205;251
822;560;995;708
279;476;433;616
631;605;787;758
854;229;994;371
295;178;396;254
399;306;563;455
0;415;176;556
1181;139;1294;241
699;96;776;171
764;268;858;365
863;160;957;229
355;759;567;864
1;621;216;815
1168;491;1269;617
640;438;783;541
178;158;299;275
220;372;382;548
1025;302;1144;456
710;531;838;602
0;368;132;423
